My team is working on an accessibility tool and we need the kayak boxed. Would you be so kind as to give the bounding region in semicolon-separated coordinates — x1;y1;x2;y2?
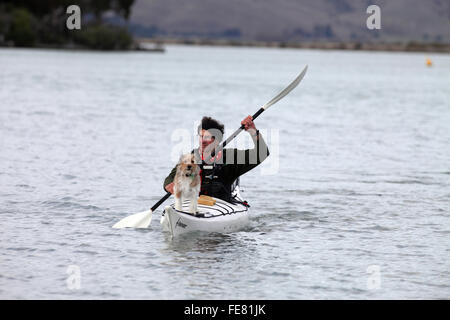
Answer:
160;186;249;237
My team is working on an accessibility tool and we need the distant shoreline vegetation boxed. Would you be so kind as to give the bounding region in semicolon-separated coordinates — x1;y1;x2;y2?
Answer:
0;0;137;50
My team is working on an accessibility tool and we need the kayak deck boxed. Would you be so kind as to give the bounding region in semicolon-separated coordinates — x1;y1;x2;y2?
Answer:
160;189;250;236
168;198;248;218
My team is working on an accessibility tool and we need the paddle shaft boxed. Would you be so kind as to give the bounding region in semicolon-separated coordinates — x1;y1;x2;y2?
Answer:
151;192;171;211
209;65;308;158
211;107;264;157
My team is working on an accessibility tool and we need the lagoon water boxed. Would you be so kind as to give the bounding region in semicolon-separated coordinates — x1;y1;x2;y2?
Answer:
0;45;449;299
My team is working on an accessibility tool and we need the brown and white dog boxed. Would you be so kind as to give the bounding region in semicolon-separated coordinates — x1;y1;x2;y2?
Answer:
174;154;201;214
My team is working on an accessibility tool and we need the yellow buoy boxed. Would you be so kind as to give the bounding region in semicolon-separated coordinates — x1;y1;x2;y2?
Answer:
426;58;433;67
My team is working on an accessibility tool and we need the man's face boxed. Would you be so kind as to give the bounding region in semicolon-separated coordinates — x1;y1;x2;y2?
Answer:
199;129;218;154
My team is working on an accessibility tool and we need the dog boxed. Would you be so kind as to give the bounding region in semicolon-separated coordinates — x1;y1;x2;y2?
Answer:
174;153;201;214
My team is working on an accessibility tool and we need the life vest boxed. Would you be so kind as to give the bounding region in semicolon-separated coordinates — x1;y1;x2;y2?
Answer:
198;150;233;202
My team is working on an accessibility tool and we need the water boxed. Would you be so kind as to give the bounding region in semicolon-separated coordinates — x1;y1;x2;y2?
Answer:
0;45;449;299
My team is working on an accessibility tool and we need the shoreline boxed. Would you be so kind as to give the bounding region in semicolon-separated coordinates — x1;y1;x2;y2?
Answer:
2;38;449;54
0;41;166;53
138;37;450;54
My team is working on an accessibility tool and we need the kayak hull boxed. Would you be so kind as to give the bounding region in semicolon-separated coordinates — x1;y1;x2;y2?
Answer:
160;196;249;237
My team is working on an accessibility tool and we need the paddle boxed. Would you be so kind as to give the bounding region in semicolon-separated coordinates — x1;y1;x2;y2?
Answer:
112;65;308;229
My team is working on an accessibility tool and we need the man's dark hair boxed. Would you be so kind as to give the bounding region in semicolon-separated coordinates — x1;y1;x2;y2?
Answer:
198;116;224;140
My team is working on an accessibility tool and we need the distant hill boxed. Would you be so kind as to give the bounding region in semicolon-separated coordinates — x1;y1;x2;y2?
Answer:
129;0;450;43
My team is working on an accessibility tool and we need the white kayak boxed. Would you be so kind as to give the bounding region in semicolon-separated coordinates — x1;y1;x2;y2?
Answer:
160;187;249;237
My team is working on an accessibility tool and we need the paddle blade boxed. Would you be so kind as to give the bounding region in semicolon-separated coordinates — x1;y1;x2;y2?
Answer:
112;209;153;229
262;65;308;110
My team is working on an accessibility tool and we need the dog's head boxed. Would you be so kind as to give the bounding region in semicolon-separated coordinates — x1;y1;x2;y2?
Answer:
177;154;200;177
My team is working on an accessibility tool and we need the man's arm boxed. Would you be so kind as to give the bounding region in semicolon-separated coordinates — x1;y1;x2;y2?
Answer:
232;116;270;177
163;166;177;194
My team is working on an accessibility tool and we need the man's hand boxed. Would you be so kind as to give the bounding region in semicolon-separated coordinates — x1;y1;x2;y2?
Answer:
165;182;174;194
241;115;257;131
241;115;258;137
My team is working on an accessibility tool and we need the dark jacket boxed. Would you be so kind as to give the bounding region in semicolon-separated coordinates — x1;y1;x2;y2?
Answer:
163;132;269;201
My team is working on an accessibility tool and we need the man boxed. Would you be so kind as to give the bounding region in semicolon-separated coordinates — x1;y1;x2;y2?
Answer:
163;116;269;202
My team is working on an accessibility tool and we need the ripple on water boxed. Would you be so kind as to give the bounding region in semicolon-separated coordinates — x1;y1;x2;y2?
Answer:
61;174;77;180
363;225;393;232
41;198;103;211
